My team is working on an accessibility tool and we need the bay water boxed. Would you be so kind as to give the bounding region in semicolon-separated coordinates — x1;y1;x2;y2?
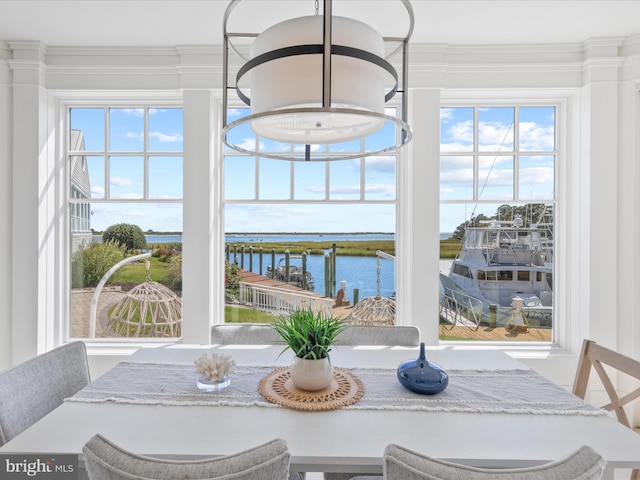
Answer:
96;232;452;299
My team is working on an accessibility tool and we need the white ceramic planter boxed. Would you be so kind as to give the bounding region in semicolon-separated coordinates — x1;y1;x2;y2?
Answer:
290;356;334;391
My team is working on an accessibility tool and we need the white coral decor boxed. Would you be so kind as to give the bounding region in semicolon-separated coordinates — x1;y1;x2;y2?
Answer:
194;353;236;382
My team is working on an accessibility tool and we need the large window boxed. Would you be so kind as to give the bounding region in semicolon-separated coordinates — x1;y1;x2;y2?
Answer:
224;107;400;323
439;104;556;342
68;106;183;339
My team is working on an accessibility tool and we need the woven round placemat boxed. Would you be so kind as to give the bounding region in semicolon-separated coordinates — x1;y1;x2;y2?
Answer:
258;366;365;411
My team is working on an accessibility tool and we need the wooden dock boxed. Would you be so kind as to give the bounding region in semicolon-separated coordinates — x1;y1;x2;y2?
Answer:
439;323;552;342
239;270;310;292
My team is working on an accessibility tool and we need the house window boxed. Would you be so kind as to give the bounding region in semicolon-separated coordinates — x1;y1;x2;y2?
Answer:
440;104;556;341
68;106;183;339
223;107;399;323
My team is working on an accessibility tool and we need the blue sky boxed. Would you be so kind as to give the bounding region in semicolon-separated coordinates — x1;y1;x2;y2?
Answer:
71;105;554;234
439;106;555;232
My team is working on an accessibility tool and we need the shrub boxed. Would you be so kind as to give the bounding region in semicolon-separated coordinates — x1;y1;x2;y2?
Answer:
152;247;180;262
102;223;147;253
71;240;125;288
165;253;183;291
225;260;242;290
224;260;242;302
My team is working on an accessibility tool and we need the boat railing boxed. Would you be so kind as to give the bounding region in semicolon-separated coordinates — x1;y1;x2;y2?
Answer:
439;288;482;330
239;281;333;317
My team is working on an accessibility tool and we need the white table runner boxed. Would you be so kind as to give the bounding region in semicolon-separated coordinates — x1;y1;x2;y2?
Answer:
67;361;606;416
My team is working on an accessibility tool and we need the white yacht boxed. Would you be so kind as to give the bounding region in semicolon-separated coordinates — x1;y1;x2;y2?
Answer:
444;217;553;323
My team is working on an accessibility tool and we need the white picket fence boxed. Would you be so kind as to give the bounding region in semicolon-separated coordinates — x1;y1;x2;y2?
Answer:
238;282;333;317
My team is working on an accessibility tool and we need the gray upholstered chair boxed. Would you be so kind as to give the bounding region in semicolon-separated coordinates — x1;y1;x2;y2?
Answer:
210;322;305;480
0;341;90;445
334;325;420;347
381;443;605;480
211;323;420;348
325;324;420;480
83;434;291;480
211;323;285;345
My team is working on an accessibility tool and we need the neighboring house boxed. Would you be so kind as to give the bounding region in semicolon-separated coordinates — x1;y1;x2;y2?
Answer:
69;129;92;253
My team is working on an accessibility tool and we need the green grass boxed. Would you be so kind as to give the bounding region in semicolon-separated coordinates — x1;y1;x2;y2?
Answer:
439;239;462;259
113;256;170;284
226;240;396;257
224;306;276;323
226;239;463;258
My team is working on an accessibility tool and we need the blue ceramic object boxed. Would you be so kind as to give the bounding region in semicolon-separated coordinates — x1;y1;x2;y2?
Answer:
397;342;449;395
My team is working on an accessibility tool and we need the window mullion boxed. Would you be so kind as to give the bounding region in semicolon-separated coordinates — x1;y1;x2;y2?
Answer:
144;107;149;200
105;108;110;199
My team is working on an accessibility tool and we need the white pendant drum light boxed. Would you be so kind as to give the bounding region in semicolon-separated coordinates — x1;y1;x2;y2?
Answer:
222;0;414;161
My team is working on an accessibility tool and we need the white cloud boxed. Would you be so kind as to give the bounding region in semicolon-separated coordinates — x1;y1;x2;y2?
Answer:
478;121;513;149
110;176;134;187
330;184;360;195
91;185;104;197
519;121;555;151
449;119;474;143
440;108;455;122
125;131;143;139
235;138;266;151
121;108;144;117
519;166;554;184
149;131;183;143
110;193;144;200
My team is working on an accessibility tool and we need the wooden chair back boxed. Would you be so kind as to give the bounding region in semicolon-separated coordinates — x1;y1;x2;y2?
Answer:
572;339;640;480
572;339;640;428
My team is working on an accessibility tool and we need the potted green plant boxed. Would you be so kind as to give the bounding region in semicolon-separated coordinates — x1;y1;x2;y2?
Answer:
272;308;348;391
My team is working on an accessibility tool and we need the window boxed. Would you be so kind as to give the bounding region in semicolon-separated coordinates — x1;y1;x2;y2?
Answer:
68;106;183;339
440;104;556;341
223;107;400;323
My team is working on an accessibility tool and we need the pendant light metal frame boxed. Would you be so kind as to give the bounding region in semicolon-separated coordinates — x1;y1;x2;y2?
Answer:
222;0;414;162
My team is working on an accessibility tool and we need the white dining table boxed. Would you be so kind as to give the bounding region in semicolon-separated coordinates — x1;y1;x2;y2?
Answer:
2;343;640;479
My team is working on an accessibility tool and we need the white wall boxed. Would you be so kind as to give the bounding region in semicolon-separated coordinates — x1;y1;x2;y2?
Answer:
1;35;639;422
0;42;12;368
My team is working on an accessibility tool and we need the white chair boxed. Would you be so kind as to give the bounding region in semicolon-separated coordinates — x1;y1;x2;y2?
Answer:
381;443;605;480
0;341;90;445
83;434;291;480
572;339;640;480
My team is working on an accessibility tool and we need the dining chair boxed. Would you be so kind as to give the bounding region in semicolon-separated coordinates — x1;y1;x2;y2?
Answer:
334;324;420;346
211;323;286;345
379;443;605;480
83;434;291;480
211;323;420;348
325;324;420;480
0;341;90;446
210;322;306;480
572;338;640;480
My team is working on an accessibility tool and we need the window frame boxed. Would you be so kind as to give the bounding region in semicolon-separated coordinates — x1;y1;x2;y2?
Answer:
438;89;577;353
55;92;184;350
222;105;402;312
